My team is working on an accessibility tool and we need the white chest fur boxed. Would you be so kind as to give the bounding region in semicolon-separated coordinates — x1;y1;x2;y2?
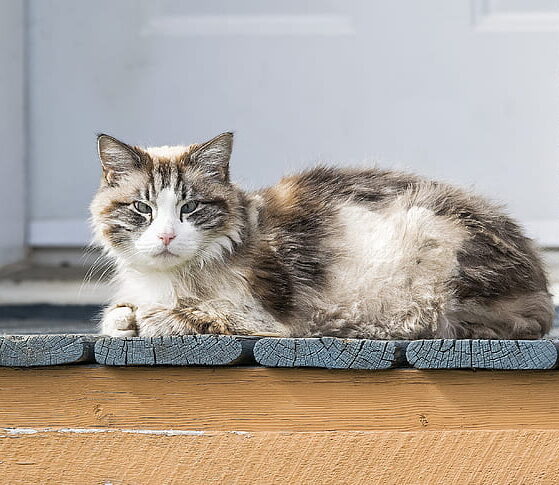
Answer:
115;269;177;307
113;263;255;311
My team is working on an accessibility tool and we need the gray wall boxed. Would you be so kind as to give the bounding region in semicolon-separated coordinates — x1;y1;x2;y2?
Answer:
0;0;25;264
22;0;559;246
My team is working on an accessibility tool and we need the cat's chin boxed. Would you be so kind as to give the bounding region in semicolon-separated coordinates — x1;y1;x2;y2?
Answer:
153;248;180;259
120;251;192;272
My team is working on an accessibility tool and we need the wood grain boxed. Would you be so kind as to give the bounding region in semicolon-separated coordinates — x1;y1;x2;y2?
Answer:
94;335;257;366
0;335;97;367
1;429;559;484
253;337;408;369
1;367;559;431
406;339;558;369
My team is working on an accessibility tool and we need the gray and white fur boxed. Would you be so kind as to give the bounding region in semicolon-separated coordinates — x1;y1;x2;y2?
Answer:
90;132;553;340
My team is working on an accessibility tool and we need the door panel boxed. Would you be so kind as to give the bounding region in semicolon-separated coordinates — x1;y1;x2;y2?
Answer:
28;0;559;246
0;0;25;263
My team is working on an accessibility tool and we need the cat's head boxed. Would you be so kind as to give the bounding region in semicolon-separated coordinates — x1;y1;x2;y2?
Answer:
90;132;247;270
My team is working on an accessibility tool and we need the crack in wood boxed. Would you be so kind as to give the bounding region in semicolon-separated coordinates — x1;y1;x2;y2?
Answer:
406;339;558;369
94;335;253;366
253;338;407;369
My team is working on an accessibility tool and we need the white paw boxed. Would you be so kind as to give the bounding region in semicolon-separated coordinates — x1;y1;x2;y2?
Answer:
101;306;137;337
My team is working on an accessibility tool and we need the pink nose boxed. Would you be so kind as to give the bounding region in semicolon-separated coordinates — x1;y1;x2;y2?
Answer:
159;233;176;246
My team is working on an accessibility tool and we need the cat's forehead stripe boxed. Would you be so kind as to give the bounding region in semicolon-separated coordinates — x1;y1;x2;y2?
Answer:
175;170;184;193
157;162;173;189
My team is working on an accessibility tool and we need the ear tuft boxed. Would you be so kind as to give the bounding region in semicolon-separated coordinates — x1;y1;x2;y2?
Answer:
190;132;233;182
97;134;142;184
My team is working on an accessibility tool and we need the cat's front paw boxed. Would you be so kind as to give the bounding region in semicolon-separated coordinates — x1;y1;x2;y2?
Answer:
101;304;137;337
136;304;235;336
185;308;235;335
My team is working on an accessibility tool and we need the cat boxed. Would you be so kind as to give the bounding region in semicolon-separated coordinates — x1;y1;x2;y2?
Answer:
91;132;553;340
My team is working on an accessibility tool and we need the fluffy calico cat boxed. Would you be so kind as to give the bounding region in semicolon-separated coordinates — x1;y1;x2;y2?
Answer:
91;132;553;339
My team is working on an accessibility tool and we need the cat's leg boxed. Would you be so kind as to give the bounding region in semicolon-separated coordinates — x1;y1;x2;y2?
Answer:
307;274;446;339
136;303;233;337
438;291;553;339
136;298;287;337
308;305;438;339
100;303;138;337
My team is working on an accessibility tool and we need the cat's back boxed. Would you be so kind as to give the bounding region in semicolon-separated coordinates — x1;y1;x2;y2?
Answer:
257;166;418;213
254;165;494;234
251;165;552;339
257;166;548;294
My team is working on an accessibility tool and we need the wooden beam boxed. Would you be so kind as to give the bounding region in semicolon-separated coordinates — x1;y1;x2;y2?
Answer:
1;429;559;484
0;335;97;367
253;337;408;369
2;367;559;482
406;339;558;369
1;367;559;431
0;334;557;369
94;335;257;366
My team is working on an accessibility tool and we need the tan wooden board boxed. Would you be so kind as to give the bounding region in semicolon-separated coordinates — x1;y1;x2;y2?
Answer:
1;367;559;432
1;429;558;484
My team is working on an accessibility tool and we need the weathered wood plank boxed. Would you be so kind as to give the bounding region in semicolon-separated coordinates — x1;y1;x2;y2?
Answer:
0;335;97;367
254;337;407;369
1;429;558;484
406;339;557;369
94;335;257;366
1;367;559;431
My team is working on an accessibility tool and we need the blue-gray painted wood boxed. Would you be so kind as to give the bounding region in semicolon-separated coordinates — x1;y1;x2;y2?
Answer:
253;337;408;369
0;334;98;367
406;339;558;370
95;335;257;366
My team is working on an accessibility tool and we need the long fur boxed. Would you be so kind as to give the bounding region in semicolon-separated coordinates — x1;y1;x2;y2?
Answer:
91;133;553;339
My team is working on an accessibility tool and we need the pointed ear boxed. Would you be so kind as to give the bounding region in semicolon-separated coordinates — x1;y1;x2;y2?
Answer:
190;132;233;182
97;134;142;184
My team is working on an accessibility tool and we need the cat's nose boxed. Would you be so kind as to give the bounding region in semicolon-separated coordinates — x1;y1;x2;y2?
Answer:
159;232;176;246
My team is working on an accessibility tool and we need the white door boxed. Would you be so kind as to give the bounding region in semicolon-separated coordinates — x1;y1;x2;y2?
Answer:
27;0;559;247
0;0;24;265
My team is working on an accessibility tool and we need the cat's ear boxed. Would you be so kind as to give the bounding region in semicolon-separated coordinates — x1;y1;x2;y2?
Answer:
190;132;233;182
97;134;142;184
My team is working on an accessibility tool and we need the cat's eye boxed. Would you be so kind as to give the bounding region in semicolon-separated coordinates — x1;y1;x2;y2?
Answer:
180;201;198;217
133;201;152;214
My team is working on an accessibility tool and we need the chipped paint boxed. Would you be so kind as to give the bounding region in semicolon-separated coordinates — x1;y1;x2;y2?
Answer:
230;430;252;437
3;427;206;436
6;428;38;435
